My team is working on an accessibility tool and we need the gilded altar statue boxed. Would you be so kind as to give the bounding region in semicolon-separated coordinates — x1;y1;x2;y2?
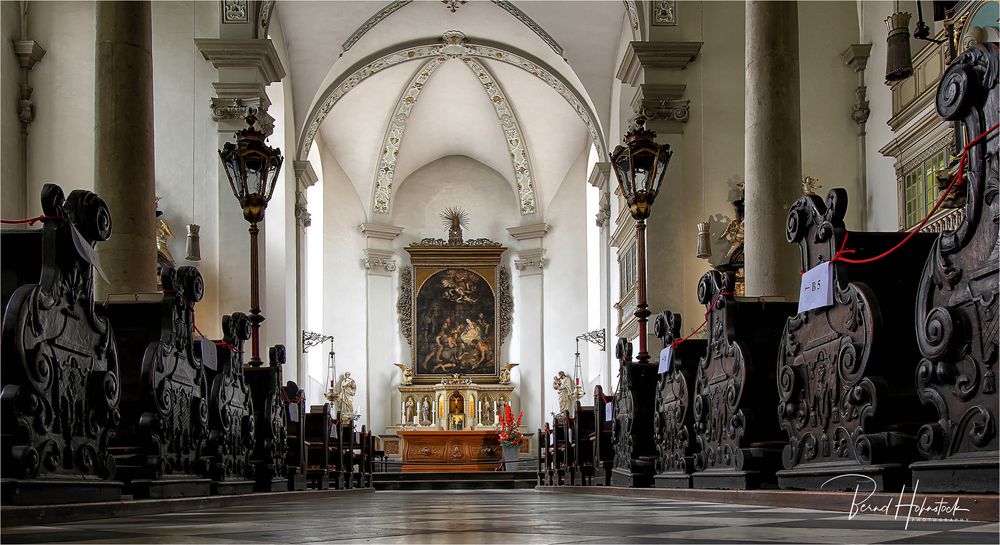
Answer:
801;176;822;196
499;363;518;385
395;363;413;386
155;197;176;269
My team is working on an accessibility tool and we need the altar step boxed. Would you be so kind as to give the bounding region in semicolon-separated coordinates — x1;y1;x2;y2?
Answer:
373;471;537;491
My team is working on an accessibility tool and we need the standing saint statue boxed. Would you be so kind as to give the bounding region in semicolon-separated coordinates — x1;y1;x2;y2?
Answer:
403;397;415;424
420;398;430;425
553;371;575;414
339;372;356;418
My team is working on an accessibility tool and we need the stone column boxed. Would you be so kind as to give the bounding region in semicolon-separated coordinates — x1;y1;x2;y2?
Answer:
94;1;156;299
508;223;549;433
9;3;45;222
293;160;318;387
361;223;404;435
589;163;614;388
744;0;802;299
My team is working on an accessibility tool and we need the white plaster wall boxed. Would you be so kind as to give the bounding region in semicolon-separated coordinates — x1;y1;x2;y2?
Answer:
1;1;22;218
799;1;865;230
151;0;222;336
541;147;591;419
26;1;96;214
262;10;300;380
862;0;908;232
318;147;368;415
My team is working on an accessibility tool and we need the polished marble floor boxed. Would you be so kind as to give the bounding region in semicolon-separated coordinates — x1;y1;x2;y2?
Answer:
3;490;997;544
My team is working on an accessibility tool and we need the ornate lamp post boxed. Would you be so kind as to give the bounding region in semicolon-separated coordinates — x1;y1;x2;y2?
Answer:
610;117;672;365
219;109;283;367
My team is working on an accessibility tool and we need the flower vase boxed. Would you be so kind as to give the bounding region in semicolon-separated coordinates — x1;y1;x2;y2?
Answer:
502;445;519;472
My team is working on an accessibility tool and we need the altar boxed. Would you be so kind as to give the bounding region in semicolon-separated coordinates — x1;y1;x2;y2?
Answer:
397;430;501;472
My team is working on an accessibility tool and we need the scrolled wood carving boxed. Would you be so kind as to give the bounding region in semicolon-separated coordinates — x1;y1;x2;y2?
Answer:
912;43;998;491
653;311;698;477
205;313;256;482
1;184;119;482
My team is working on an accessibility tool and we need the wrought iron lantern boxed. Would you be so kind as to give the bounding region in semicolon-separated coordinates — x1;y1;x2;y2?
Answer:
610;117;672;365
610;116;672;221
218;109;283;367
219;109;283;224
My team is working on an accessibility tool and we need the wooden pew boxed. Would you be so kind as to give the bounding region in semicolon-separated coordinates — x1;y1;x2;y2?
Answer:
105;266;212;499
573;400;597;486
1;185;123;504
653;311;705;488
593;385;615;486
245;344;291;492
204;313;256;494
536;427;546;485
303;404;332;490
540;423;554;485
690;270;797;489
909;43;999;493
551;413;572;485
610;338;658;487
777;188;935;491
338;417;355;489
283;382;307;491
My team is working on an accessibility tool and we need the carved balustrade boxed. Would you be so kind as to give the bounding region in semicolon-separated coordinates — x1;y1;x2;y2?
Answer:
1;185;122;504
245;344;289;492
204;313;256;494
105;266;212;498
691;270;796;489
652;311;705;488
777;189;935;491
910;43;999;493
611;338;658;487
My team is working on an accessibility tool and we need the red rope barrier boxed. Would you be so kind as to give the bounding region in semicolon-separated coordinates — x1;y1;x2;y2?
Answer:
0;215;64;225
671;291;734;349
832;122;998;266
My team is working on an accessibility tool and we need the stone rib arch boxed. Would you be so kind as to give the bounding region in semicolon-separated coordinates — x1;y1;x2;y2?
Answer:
297;31;607;165
371;57;445;214
461;57;536;215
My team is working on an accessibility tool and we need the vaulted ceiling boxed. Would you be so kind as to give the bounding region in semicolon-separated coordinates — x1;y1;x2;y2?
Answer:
275;1;627;219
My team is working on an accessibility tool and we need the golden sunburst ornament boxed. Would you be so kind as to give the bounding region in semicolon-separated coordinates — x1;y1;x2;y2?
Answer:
441;206;469;245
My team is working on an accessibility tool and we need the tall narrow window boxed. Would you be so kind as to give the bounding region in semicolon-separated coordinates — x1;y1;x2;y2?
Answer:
902;149;947;229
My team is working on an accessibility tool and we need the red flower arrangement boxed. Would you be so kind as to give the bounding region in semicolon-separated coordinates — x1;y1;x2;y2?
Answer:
497;404;526;448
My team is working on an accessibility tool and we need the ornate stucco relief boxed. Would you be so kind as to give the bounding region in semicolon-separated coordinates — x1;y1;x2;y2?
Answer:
653;1;677;26
623;1;641;40
463;57;537;215
372;58;445;214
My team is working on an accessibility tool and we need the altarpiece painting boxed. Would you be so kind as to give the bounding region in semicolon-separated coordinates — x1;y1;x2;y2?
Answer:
397;209;512;384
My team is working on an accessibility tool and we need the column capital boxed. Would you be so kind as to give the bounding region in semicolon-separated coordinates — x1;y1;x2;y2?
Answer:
589;163;613;228
507;223;550;242
362;248;397;275
196;38;285;84
293;160;318;191
616;41;703;86
514;248;546;275
360;223;404;242
842;43;873;73
14;40;45;70
630;84;690;129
